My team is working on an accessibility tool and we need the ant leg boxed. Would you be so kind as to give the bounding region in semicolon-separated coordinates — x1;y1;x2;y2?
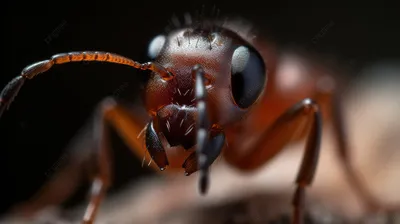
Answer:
83;98;169;223
80;99;115;224
11;98;157;223
225;99;322;224
0;51;172;118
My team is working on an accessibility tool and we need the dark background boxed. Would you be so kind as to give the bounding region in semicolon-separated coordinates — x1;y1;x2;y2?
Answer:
1;0;400;216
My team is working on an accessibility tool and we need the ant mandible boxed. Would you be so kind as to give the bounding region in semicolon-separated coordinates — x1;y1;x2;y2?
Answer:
0;11;394;224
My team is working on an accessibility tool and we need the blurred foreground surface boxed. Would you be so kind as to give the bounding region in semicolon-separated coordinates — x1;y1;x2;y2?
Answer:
1;62;400;224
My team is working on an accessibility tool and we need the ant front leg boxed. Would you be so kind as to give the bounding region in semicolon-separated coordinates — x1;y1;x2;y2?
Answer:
11;98;157;224
81;98;162;224
225;99;322;224
309;81;400;214
80;99;116;224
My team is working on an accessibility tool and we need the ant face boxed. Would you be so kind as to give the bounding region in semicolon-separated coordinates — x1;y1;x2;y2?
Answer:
143;25;267;170
145;26;267;127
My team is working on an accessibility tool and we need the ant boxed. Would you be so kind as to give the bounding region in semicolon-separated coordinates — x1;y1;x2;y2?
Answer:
0;10;396;224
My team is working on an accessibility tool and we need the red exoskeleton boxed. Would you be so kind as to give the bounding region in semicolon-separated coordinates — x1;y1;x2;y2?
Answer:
0;12;395;224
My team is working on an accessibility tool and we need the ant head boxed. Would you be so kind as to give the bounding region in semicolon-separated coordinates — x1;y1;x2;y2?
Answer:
144;25;267;127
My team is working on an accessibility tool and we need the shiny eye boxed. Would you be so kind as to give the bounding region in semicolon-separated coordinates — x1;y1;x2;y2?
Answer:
147;35;166;60
231;46;266;108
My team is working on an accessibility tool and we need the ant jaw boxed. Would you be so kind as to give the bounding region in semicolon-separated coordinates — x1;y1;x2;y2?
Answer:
146;105;224;175
156;104;198;150
145;121;169;170
182;152;198;176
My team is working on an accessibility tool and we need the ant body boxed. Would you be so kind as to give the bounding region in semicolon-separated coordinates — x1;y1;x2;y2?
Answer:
0;11;394;224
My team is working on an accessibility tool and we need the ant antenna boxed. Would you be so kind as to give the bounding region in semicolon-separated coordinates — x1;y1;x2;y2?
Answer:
0;51;173;118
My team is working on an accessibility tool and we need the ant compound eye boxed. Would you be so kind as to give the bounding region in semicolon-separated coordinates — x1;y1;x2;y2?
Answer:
231;46;266;108
148;35;166;60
